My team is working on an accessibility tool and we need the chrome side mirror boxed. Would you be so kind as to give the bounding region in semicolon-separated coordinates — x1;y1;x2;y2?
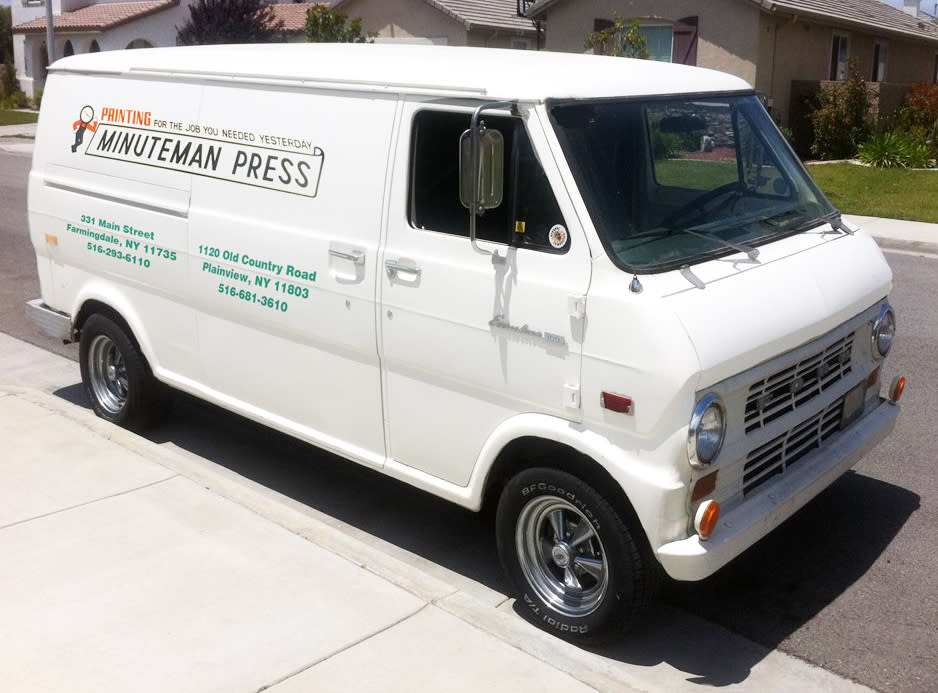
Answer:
459;126;504;212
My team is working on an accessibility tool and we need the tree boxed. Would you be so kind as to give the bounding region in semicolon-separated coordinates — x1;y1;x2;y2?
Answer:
1;7;13;62
585;12;650;59
305;6;375;43
176;0;284;46
1;7;22;100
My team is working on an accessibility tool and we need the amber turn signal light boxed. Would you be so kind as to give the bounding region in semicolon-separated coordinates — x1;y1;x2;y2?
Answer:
889;376;906;404
694;499;720;541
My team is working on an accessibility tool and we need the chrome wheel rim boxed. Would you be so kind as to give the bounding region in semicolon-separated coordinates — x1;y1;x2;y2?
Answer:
87;334;128;415
516;496;609;617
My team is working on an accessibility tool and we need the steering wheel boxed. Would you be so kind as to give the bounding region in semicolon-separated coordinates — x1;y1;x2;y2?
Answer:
660;181;745;230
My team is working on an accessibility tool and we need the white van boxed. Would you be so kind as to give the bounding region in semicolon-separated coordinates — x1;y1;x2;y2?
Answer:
26;44;903;642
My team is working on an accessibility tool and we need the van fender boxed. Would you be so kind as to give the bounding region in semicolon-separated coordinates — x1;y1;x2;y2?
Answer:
70;280;160;375
465;412;686;547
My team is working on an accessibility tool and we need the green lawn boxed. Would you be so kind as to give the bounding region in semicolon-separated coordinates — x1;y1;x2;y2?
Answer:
655;158;738;189
0;109;39;126
807;162;938;224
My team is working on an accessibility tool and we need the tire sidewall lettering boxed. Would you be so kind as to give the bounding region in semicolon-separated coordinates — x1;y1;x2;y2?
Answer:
519;482;601;531
522;595;589;634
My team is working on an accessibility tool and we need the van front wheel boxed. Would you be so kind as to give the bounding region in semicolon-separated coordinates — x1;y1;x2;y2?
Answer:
496;467;655;643
79;313;168;430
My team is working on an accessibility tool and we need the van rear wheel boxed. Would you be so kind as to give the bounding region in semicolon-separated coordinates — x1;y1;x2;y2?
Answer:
79;313;169;430
496;467;656;643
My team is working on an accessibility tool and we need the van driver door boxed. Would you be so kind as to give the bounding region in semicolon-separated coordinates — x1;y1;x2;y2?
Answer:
379;101;591;487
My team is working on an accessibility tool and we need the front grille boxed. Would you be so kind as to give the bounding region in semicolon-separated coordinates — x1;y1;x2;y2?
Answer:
743;395;845;496
744;335;853;434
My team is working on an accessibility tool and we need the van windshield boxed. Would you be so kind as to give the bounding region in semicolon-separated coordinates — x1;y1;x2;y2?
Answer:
548;94;836;272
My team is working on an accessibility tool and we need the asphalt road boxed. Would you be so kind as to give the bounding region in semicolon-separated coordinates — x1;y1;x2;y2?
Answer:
3;147;937;691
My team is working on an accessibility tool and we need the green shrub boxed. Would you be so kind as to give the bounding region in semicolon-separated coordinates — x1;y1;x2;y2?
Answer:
0;89;28;109
858;130;933;168
810;59;873;160
1;61;21;100
30;88;42;110
894;83;938;159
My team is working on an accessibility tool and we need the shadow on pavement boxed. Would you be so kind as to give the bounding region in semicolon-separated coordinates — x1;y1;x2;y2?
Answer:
52;385;919;687
663;471;919;649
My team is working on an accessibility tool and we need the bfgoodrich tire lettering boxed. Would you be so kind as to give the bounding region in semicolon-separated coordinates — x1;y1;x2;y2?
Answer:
496;467;657;643
79;313;169;430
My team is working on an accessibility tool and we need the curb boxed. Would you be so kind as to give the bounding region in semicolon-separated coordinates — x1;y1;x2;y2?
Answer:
873;237;938;256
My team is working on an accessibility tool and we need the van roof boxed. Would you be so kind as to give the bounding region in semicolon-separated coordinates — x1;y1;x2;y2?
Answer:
50;44;751;101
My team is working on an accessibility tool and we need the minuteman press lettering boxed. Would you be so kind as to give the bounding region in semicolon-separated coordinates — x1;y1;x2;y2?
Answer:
84;122;325;198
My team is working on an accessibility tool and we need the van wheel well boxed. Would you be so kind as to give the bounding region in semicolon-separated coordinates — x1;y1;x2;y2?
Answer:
482;437;651;555
75;301;141;350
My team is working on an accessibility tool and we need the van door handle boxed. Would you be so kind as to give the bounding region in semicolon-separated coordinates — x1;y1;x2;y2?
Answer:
385;259;421;278
329;248;365;265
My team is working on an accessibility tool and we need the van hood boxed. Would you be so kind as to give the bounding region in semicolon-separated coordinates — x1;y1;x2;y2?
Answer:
657;227;892;388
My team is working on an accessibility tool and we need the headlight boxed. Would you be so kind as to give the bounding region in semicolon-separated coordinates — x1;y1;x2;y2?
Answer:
871;304;896;359
687;394;726;469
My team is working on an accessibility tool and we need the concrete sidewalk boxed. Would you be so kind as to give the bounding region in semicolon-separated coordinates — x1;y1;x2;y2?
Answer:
844;214;938;255
0;333;872;693
0;122;37;138
0;392;591;693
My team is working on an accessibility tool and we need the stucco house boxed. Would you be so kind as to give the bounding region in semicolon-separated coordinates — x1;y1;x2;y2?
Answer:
526;0;938;126
335;0;537;49
10;0;316;97
11;0;536;98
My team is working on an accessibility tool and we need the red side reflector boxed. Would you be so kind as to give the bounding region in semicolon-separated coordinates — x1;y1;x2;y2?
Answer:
691;471;718;502
600;392;632;414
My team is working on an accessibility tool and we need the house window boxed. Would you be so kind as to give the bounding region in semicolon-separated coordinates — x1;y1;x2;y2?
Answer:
63;40;74;57
934;53;938;84
829;34;849;80
872;41;887;82
89;40;100;53
637;24;673;62
409;110;568;252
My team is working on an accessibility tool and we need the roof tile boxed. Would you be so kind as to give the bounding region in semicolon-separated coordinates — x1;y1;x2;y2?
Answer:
13;0;179;34
769;0;938;42
268;3;322;33
429;0;536;33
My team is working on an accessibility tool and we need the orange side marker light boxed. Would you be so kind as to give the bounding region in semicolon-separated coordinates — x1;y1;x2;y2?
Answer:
694;500;720;541
889;376;906;404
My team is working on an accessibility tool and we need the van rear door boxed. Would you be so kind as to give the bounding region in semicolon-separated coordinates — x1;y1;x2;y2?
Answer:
380;102;591;486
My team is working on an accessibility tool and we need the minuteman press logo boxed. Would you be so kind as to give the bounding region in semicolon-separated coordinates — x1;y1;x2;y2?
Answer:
71;105;98;153
75;105;325;198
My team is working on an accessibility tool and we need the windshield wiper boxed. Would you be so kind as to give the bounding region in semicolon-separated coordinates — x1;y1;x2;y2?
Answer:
786;211;854;236
676;226;760;260
826;211;855;235
618;223;760;260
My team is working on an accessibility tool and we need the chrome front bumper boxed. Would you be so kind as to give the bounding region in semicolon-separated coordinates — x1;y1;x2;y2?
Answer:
656;397;899;581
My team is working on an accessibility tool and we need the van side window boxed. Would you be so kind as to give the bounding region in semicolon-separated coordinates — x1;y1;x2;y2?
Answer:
409;110;568;253
512;127;569;252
